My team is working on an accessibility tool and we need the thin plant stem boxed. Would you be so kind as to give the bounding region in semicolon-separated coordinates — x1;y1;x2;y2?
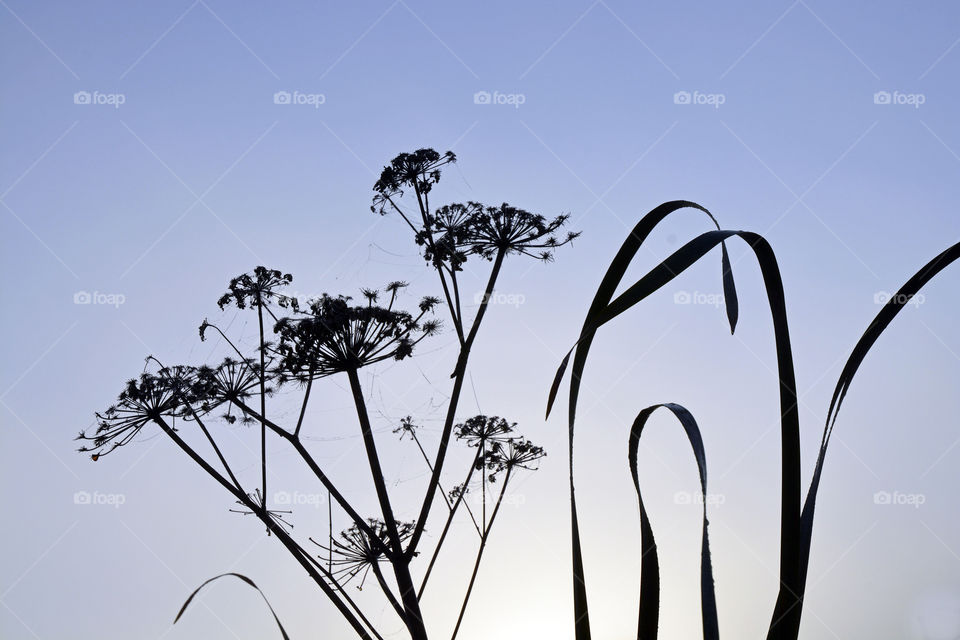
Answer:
346;367;402;551
147;357;242;492
481;441;487;536
407;247;507;559
371;562;406;621
409;429;480;532
303;554;385;640
256;303;268;510
447;267;465;345
346;367;428;640
449;466;513;640
226;397;386;551
417;447;482;600
152;416;375;640
328;490;333;574
294;373;314;438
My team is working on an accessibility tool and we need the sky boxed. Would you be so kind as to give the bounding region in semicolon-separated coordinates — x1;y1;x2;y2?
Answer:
2;1;960;638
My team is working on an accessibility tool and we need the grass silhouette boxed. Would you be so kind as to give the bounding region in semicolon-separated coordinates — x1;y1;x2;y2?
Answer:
548;201;960;640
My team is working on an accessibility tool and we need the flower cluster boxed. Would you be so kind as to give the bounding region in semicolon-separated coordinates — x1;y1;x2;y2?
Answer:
217;266;296;311
371;150;579;271
454;415;515;448
476;438;546;483
78;372;185;460
191;357;269;423
453;415;546;482
229;488;292;532
469;203;579;262
371;148;457;215
392;415;420;441
313;519;415;587
273;283;440;382
417;202;478;271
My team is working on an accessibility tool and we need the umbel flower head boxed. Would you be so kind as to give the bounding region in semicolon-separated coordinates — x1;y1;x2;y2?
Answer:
312;519;415;587
273;283;441;382
392;415;420;441
190;357;270;423
371;148;456;215
217;266;297;312
78;372;187;460
416;202;478;271
468;202;579;261
229;488;292;533
481;437;546;483
454;415;516;448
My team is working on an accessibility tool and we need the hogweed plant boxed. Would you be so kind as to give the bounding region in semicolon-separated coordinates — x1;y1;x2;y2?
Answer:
548;200;960;639
79;149;573;640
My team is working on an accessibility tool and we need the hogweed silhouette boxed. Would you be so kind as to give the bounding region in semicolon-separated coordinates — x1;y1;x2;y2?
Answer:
80;149;573;640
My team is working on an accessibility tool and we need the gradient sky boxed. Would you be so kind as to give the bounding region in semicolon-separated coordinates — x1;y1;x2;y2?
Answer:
3;1;960;639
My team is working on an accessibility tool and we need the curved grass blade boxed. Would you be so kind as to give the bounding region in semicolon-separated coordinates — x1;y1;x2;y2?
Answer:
721;242;739;334
555;227;803;639
174;572;291;640
547;201;738;640
798;240;960;589
591;229;803;638
628;403;719;640
546;201;735;420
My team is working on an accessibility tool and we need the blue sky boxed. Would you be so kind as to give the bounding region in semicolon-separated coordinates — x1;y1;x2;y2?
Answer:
2;1;960;638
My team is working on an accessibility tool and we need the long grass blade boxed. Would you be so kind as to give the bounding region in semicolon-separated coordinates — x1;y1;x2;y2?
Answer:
589;229;803;638
798;240;960;590
174;572;291;640
550;218;803;638
628;403;719;640
548;202;737;640
546;201;734;420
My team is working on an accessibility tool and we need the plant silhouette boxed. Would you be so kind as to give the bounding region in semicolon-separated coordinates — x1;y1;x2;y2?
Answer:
79;149;574;640
78;164;958;639
548;200;960;640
